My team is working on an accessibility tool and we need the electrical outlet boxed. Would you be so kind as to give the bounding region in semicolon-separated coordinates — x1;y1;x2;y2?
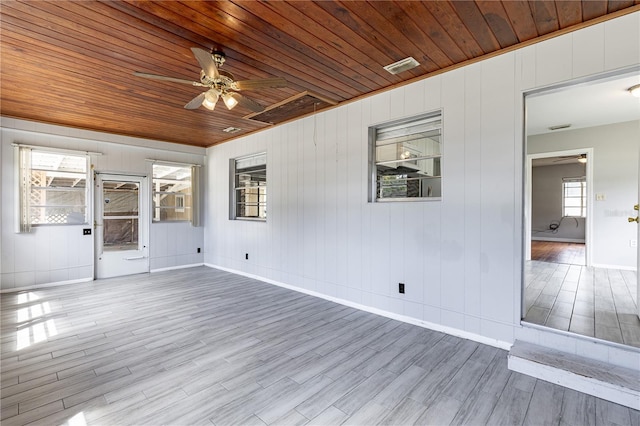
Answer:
631;240;638;248
398;283;405;294
596;193;606;201
245;253;249;260
83;228;91;235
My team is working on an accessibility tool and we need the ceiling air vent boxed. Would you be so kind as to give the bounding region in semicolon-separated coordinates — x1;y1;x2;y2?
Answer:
383;57;420;75
548;124;571;131
223;126;242;134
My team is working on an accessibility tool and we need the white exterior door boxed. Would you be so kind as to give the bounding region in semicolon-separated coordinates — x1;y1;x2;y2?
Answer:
95;173;149;279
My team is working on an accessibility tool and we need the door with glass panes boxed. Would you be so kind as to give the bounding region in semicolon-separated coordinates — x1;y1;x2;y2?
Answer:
95;173;149;278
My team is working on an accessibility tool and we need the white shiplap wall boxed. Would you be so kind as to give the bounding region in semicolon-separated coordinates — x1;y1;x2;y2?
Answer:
205;12;640;366
0;118;206;291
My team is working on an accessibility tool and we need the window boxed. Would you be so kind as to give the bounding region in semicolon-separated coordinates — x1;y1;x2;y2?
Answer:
369;110;442;201
563;177;586;217
231;153;266;220
152;163;193;222
18;147;89;231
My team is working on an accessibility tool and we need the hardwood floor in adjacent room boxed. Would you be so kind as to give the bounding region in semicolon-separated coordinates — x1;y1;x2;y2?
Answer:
2;267;638;425
531;241;586;265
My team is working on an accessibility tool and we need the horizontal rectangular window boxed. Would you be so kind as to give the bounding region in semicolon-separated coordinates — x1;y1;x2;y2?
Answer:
369;111;442;201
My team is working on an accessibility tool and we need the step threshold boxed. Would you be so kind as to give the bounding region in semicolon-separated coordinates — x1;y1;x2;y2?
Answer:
508;340;640;410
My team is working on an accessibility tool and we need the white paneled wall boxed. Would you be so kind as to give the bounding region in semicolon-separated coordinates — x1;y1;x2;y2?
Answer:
205;12;640;356
0;118;205;291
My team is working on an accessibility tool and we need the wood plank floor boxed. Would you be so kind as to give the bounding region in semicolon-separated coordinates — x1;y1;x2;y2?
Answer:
524;261;640;348
2;266;638;425
531;241;585;265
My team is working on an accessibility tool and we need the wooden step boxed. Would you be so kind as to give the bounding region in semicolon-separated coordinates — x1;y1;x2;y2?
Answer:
508;340;640;410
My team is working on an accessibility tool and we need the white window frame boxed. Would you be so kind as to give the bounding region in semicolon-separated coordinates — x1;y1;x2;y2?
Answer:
230;152;267;221
15;145;91;232
562;177;587;218
368;110;443;202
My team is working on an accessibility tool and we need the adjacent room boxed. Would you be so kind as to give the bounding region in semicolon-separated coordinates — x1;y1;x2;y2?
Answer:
523;73;640;347
1;2;639;425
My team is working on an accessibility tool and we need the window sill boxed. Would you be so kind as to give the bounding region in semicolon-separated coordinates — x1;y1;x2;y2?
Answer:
374;197;442;203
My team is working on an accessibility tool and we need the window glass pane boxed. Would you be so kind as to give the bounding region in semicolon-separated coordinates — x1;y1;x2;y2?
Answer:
27;151;88;225
371;112;442;201
233;154;267;220
154;193;192;208
564;207;582;217
563;180;586;217
564;198;582;207
565;187;582;197
31;152;86;173
103;218;139;251
30;206;86;225
152;164;192;222
153;193;192;221
103;181;139;216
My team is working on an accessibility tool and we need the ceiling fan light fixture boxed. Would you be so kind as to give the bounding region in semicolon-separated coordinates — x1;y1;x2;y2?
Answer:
628;84;640;98
202;89;219;110
222;93;239;110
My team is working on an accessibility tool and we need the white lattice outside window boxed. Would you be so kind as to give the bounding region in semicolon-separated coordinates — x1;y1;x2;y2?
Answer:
152;163;193;222
17;147;89;231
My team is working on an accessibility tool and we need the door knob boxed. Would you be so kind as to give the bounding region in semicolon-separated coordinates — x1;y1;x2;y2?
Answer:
630;217;639;223
635;204;639;211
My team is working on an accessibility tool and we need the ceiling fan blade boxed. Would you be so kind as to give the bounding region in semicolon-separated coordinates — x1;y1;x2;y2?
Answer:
133;72;198;85
184;92;206;110
234;77;288;91
234;93;265;113
191;47;219;79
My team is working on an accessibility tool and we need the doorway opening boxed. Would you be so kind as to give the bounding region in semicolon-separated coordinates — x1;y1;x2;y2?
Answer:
522;71;640;348
95;173;149;279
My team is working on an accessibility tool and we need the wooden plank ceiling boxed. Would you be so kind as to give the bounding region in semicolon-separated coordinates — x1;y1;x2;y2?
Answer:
1;1;638;148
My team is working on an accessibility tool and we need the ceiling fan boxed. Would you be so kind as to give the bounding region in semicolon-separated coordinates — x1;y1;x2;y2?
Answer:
134;48;287;113
553;154;587;163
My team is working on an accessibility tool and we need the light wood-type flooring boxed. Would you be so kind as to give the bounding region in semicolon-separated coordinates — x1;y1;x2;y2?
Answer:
531;241;586;265
2;267;639;425
524;261;640;348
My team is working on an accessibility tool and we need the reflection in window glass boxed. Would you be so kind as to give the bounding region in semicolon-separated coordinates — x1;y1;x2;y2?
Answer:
152;164;192;222
563;179;586;217
232;153;267;220
370;111;442;201
102;181;139;251
28;151;88;224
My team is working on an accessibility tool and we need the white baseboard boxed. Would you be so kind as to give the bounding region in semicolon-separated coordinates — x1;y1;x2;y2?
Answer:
1;277;93;293
1;263;206;293
150;263;204;273
204;263;512;351
531;237;585;243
